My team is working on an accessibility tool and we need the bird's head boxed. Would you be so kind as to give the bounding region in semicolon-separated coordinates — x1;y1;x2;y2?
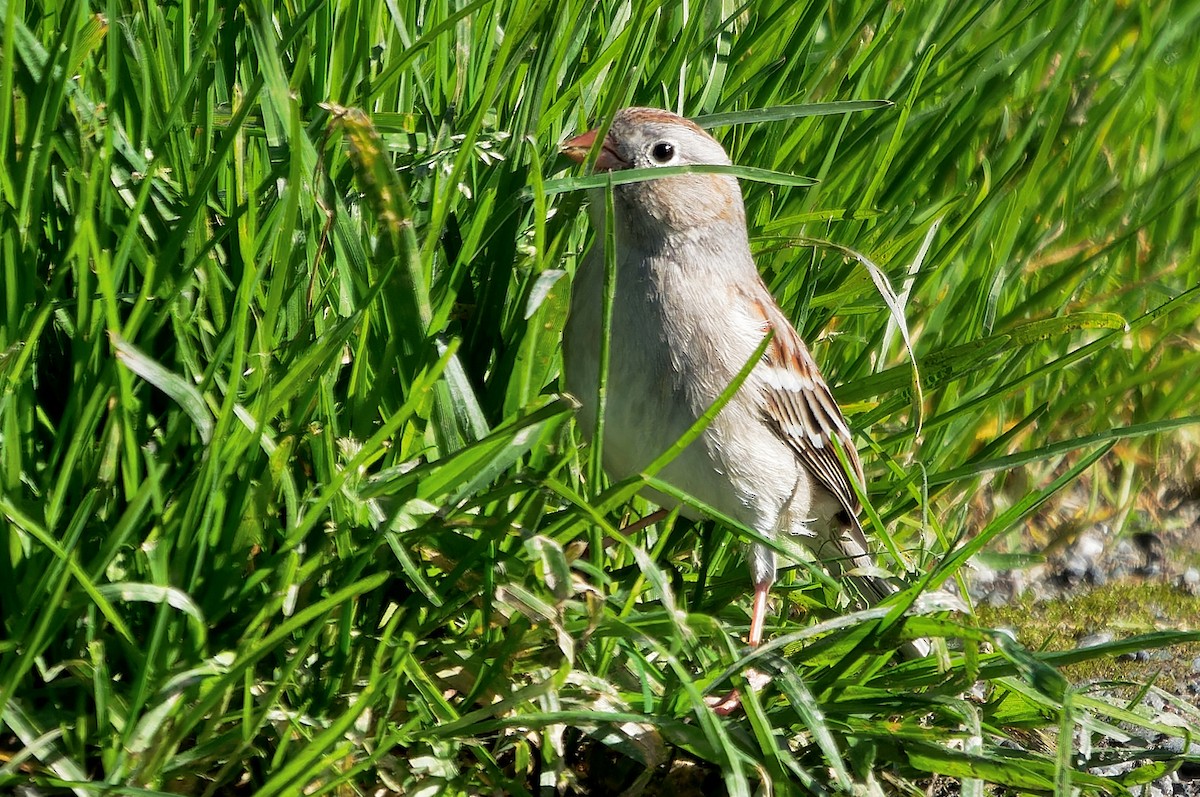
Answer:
562;107;746;237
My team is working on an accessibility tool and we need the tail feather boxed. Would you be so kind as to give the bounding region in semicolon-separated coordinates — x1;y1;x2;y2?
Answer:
831;515;940;660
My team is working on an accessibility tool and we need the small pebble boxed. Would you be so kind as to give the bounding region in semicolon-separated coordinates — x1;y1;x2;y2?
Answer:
1108;538;1140;579
1160;737;1195;755
1178;567;1200;596
1079;632;1114;648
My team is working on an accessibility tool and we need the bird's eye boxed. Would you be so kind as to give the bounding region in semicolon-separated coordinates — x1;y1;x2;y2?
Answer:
650;141;675;163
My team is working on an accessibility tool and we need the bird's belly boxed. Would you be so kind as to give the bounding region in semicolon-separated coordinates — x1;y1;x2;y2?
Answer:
576;342;795;527
562;254;806;530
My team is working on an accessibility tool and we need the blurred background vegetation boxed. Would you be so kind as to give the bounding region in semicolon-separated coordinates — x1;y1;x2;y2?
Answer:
2;0;1198;793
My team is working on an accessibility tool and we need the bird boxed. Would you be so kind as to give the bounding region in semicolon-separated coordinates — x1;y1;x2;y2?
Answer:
560;107;930;684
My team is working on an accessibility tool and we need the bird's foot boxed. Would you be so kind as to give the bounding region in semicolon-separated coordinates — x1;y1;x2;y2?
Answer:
704;668;772;715
705;689;743;715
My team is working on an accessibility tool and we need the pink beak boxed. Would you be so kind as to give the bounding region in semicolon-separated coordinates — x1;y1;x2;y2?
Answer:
562;128;627;171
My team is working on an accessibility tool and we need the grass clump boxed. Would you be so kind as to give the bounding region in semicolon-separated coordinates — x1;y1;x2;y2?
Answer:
2;0;1199;794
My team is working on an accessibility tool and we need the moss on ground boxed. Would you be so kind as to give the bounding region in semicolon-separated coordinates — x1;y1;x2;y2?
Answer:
976;582;1200;686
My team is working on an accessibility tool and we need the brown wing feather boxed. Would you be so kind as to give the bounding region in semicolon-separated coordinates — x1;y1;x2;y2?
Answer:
748;296;866;519
748;295;900;602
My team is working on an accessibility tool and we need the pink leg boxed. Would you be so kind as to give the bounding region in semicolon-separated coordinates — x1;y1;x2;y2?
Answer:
621;508;669;536
748;580;771;648
601;509;669;549
708;581;772;715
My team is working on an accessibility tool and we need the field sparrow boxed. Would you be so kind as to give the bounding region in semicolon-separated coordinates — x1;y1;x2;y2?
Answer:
561;107;929;670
